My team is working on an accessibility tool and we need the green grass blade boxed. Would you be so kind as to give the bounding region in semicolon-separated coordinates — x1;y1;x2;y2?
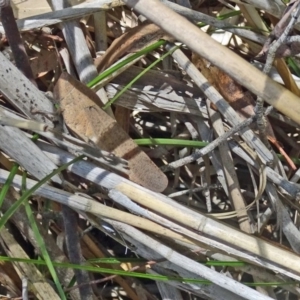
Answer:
0;133;40;208
21;170;27;194
87;40;166;89
135;138;300;166
24;200;67;299
134;138;208;147
88;257;148;264
204;260;246;267
0;255;209;284
287;57;300;77
217;10;241;20
0;163;19;209
0;154;84;230
102;44;180;110
0;256;296;287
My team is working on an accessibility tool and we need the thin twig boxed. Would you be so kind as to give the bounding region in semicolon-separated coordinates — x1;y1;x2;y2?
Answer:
164;115;256;171
168;183;222;198
255;1;300;145
165;104;274;171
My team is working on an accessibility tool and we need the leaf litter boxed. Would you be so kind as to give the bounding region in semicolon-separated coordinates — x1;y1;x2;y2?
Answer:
1;0;300;299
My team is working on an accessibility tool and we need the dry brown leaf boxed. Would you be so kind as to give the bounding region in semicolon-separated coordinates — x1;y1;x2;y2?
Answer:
192;54;258;120
29;49;57;78
53;72;168;192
